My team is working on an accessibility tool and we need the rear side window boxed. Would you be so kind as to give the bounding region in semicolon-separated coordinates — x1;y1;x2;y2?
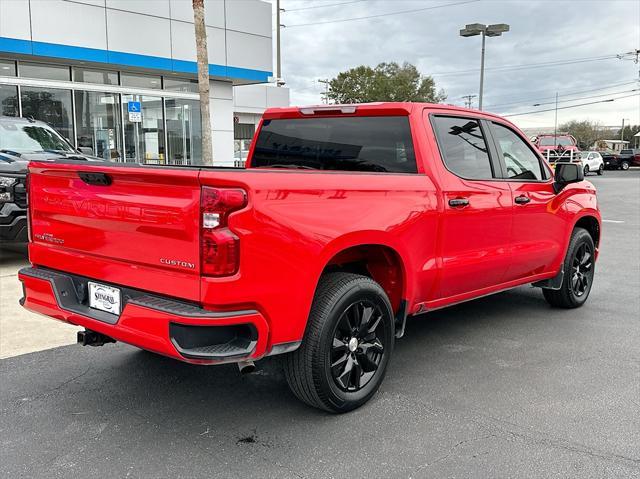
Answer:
431;116;493;179
491;122;546;181
251;116;417;173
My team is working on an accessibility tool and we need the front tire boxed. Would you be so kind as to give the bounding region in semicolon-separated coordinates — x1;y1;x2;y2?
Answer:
583;165;589;176
543;227;595;308
597;164;604;175
284;273;395;413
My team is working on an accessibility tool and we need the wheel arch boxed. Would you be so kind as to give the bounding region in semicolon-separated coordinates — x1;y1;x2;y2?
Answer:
574;214;601;248
317;234;412;317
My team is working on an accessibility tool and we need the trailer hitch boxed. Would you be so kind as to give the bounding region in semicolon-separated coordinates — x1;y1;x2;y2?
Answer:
77;329;116;347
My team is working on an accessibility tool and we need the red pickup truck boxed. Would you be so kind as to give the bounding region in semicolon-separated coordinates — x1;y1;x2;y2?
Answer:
19;103;601;412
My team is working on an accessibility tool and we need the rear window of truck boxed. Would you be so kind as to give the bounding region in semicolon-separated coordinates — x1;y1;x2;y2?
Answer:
251;116;417;173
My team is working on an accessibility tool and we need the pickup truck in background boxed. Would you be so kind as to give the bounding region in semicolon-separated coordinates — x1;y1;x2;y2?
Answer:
19;103;601;412
0;116;101;242
533;133;580;163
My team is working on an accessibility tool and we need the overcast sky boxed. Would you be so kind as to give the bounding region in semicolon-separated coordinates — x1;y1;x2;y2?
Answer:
267;0;640;131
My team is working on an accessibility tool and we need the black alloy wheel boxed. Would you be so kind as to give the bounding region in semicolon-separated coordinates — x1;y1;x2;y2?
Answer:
330;300;386;392
284;273;395;413
543;227;595;308
570;242;593;297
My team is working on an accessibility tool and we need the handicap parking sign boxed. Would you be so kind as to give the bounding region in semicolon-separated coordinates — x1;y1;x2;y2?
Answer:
128;101;142;122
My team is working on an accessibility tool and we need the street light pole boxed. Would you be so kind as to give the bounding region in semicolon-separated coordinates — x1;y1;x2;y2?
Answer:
460;23;510;111
276;0;282;85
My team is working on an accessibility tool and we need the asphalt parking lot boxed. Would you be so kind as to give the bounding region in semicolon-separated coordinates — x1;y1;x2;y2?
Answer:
1;170;639;478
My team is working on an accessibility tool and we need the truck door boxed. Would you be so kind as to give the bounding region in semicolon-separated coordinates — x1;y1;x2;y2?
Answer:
486;121;566;282
428;114;513;300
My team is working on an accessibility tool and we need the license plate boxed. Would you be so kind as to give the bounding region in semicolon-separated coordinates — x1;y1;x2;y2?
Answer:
88;282;121;315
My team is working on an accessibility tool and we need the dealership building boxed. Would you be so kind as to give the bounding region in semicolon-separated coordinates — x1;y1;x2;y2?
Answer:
0;0;288;166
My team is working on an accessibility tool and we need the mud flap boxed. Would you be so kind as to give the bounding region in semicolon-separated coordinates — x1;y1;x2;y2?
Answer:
532;270;564;290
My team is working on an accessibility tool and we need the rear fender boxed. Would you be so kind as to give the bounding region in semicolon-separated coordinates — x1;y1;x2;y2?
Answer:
315;231;414;309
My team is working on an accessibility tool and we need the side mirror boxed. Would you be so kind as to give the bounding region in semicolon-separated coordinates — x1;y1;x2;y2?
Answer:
554;162;583;193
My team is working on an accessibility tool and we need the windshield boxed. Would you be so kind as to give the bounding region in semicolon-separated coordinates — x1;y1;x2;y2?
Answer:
0;118;75;153
538;136;574;147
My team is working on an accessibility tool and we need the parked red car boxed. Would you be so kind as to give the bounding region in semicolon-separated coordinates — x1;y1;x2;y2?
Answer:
19;103;601;412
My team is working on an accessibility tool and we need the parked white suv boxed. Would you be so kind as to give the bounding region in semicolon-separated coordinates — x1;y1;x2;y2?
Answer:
579;151;604;176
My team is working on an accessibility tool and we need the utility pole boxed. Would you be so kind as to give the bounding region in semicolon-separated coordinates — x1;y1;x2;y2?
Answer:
192;0;213;165
553;92;558;146
621;118;625;142
462;94;476;109
318;79;330;104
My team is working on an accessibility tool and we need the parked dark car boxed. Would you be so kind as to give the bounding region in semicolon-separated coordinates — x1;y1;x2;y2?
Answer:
0;116;102;242
601;150;623;170
618;149;640;169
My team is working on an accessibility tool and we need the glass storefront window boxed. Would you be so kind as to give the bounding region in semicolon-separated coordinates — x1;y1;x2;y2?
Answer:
165;98;202;165
0;84;19;116
0;59;17;76
19;62;70;81
121;73;161;90
20;86;73;142
163;77;198;93
122;95;165;164
74;67;119;85
74;91;122;160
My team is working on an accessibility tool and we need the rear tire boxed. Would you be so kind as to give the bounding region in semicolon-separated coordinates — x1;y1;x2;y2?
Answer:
543;227;595;308
597;164;604;175
284;273;395;413
621;161;630;170
583;165;589;176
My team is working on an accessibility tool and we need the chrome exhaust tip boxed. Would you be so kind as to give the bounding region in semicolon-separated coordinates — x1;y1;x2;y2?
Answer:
237;360;256;375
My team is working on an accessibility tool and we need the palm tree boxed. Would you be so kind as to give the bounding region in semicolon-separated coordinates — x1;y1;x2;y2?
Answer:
192;0;213;165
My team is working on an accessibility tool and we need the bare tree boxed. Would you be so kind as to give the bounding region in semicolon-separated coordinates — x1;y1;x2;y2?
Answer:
193;0;213;165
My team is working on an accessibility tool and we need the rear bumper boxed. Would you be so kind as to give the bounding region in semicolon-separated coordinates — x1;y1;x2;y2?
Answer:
18;267;275;364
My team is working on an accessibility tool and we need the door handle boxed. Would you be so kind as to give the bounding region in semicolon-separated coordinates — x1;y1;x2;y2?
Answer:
448;197;469;208
515;195;531;205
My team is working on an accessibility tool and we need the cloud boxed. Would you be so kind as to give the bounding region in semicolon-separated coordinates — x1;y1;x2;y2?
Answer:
269;0;639;130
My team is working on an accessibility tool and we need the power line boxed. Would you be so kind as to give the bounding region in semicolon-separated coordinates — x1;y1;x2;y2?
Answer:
503;93;640;117
485;80;639;109
431;54;619;77
285;0;369;12
531;89;639;107
284;0;480;28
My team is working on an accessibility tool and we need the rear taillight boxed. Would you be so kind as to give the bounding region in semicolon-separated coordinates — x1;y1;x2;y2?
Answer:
201;187;247;276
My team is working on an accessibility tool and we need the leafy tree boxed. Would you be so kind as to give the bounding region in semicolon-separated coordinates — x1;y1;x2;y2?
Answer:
617;124;640;147
327;62;446;104
558;120;604;150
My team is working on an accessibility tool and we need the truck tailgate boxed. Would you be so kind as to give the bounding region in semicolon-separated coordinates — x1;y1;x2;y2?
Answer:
28;161;201;301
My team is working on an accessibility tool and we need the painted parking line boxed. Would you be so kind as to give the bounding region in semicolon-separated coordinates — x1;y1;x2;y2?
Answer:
602;219;625;224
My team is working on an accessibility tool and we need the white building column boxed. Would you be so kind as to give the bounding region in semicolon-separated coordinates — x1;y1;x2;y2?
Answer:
209;80;234;166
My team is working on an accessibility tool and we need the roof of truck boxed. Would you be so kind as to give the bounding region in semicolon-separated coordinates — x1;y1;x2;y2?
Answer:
263;102;510;122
